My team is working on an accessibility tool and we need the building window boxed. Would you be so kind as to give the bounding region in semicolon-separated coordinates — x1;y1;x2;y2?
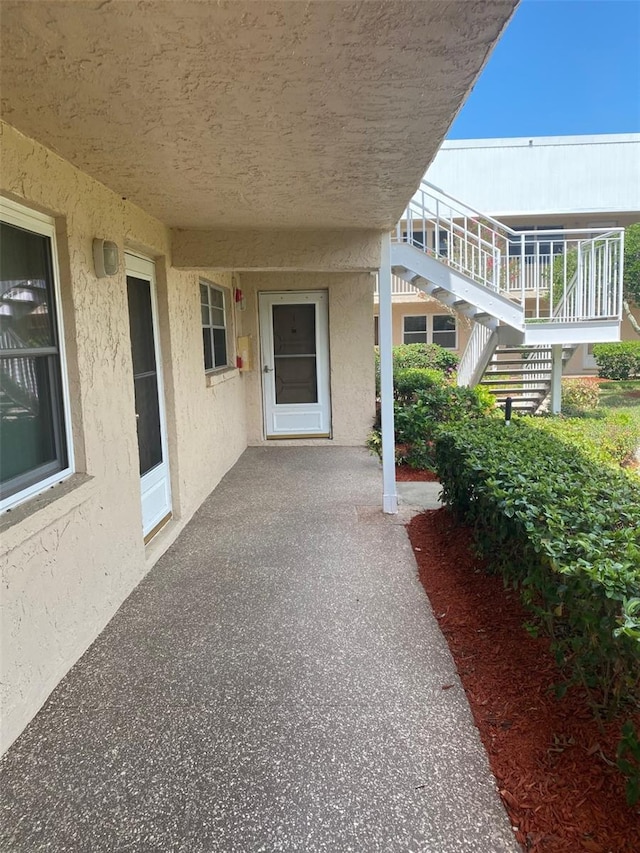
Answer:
403;315;428;344
508;225;565;259
432;314;457;349
200;282;228;371
374;315;379;346
402;313;457;349
402;228;449;256
0;199;73;511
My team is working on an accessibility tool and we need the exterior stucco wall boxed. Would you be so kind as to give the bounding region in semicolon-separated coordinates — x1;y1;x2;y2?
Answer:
0;123;247;752
172;228;382;272
239;272;376;446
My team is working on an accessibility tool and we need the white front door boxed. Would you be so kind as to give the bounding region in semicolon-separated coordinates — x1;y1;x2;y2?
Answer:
259;291;331;438
125;253;172;540
583;343;597;370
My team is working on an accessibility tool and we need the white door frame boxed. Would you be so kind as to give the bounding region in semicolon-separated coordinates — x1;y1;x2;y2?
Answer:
259;290;331;438
125;252;172;539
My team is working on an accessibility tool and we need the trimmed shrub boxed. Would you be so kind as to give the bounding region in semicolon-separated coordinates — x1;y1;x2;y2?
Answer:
374;343;460;393
394;367;446;403
369;383;495;469
593;342;640;380
434;419;640;800
560;377;600;416
391;343;460;375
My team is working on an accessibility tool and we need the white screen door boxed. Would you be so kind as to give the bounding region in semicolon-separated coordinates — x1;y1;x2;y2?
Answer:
125;253;172;539
259;291;331;438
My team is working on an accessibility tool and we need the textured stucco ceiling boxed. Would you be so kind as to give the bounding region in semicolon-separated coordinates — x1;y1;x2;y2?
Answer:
0;1;517;230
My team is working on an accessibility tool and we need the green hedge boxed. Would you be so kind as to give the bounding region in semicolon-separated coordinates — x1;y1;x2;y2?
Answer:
593;341;640;380
435;419;640;707
388;343;459;374
374;344;459;394
369;383;495;469
435;420;640;800
394;367;445;403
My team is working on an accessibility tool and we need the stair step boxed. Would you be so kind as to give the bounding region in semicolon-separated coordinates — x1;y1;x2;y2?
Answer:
488;359;552;367
485;368;551;376
480;377;549;391
497;348;553;356
491;395;546;402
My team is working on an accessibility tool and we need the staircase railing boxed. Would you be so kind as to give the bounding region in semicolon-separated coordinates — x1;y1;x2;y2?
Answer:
394;180;624;323
457;322;495;387
553;232;624;322
373;274;421;297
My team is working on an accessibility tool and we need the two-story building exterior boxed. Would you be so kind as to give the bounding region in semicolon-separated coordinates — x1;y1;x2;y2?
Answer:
375;134;640;374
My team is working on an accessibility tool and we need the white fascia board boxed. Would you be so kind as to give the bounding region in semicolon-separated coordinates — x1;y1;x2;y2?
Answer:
523;320;620;346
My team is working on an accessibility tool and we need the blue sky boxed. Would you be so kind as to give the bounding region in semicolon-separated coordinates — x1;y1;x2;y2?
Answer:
447;0;640;139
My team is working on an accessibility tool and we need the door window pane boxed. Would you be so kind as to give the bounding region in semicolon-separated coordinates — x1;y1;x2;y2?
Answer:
127;277;162;476
274;356;318;404
272;304;318;404
272;305;316;355
133;373;162;475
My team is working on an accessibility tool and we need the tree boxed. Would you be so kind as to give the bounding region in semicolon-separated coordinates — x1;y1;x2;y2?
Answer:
622;222;640;336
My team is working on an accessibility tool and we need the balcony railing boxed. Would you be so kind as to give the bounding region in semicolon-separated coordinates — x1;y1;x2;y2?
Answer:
373;274;422;297
393;180;624;324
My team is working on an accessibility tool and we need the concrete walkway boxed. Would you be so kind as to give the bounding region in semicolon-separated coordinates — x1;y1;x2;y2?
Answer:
1;448;518;853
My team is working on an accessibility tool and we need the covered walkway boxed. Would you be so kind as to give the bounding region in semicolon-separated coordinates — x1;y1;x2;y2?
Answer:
1;448;518;852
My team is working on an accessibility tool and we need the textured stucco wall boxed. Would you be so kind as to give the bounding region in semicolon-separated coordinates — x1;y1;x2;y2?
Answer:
239;272;376;445
172;228;382;272
0;123;247;752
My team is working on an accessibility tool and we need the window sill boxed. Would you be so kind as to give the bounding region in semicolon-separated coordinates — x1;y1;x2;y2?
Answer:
206;366;240;389
0;473;97;553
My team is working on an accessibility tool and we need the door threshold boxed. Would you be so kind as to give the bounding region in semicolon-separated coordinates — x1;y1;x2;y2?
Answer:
266;433;331;440
144;512;172;545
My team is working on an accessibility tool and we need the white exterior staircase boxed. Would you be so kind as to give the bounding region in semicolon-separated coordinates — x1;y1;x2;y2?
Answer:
390;180;624;411
480;345;577;414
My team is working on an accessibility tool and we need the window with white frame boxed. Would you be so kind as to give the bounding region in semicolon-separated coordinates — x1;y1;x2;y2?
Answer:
402;314;457;349
0;199;73;510
200;281;228;371
403;315;428;344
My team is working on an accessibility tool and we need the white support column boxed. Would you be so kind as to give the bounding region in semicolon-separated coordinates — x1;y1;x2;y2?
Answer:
550;344;563;415
379;233;398;514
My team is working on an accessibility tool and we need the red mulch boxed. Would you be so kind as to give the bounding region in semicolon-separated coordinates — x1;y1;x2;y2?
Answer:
407;508;640;853
395;465;439;482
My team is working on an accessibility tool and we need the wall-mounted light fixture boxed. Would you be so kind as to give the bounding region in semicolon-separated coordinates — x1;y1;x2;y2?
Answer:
92;238;120;278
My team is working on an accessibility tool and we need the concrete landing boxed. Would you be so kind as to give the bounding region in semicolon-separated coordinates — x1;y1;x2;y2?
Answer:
397;480;443;513
0;448;518;853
